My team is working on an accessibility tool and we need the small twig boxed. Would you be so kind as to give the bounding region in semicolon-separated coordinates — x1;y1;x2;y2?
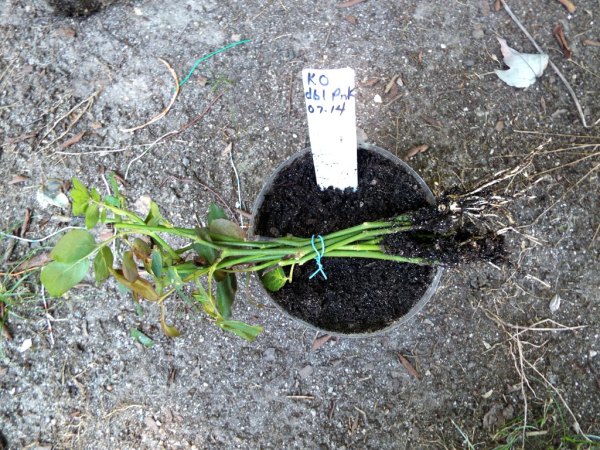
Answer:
500;0;588;128
41;286;55;348
38;92;98;153
286;395;314;400
103;404;145;420
191;173;238;220
120;58;179;133
228;143;245;228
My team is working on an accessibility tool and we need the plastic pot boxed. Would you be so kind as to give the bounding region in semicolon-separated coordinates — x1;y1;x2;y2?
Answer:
250;144;442;337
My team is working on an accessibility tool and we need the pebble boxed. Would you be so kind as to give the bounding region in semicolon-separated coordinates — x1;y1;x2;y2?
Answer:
299;365;313;379
263;347;276;362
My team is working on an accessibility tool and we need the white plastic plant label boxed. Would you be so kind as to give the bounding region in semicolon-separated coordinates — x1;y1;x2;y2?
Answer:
302;68;358;190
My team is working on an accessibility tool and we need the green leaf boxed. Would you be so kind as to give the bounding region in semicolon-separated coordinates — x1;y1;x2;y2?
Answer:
218;319;263;342
151;250;163;277
85;203;99;229
216;273;237;320
193;227;217;264
130;328;155;348
260;266;289;292
110;269;159;301
122;251;138;282
93;246;113;282
209;218;245;240
207;203;227;225
107;172;121;197
104;195;120;207
50;229;97;263
145;201;170;227
70;178;90;216
90;187;101;202
41;259;90;297
160;304;181;337
192;286;219;318
167;266;183;287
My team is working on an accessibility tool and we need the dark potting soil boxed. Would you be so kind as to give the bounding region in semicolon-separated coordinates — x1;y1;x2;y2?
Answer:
253;148;437;334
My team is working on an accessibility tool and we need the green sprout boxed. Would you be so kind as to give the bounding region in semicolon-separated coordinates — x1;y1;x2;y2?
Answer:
40;174;498;341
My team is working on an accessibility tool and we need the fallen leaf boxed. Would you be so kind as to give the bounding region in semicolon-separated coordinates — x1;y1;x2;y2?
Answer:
397;353;420;380
20;208;31;238
549;294;561;312
311;334;332;350
553;24;572;59
336;0;366;7
196;74;209;86
583;39;600;47
405;144;429;159
16;252;52;271
344;15;358;25
360;77;379;87
1;324;12;341
60;131;86;149
556;0;576;13
494;0;501;11
222;141;233;157
9;174;29;184
18;338;32;353
36;180;70;209
420;115;443;129
56;27;77;38
495;38;549;88
479;0;490;16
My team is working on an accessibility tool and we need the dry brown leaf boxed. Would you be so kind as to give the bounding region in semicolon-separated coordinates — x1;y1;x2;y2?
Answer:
56;27;77;38
16;252;52;272
405;144;429;159
344;15;358;25
583;39;600;47
360;77;379;87
556;0;576;13
9;174;29;185
480;0;491;16
222;141;233;157
196;74;209;87
420;115;443;129
553;24;572;59
20;208;31;238
336;0;366;8
311;334;332;350
397;353;420;380
60;131;86;149
1;324;12;341
494;0;501;11
495;120;505;132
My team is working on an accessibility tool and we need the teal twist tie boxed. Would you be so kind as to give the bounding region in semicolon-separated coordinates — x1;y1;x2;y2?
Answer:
309;235;327;280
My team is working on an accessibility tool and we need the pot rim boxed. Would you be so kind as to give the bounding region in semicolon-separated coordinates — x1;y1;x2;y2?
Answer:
250;144;443;338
